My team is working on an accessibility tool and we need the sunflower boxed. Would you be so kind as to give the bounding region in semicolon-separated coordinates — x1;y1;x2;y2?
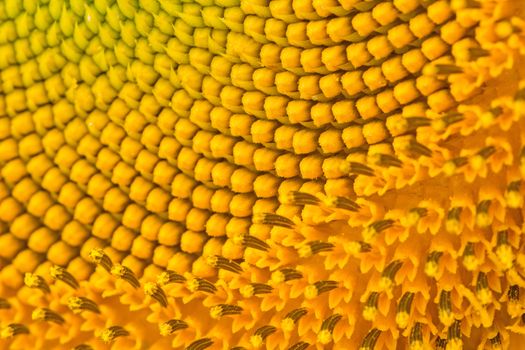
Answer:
0;0;524;349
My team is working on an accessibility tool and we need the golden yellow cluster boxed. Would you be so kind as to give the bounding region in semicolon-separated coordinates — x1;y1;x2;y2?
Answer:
0;0;524;349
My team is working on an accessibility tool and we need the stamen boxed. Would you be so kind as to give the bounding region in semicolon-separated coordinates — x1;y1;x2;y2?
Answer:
206;255;243;274
476;272;492;304
210;304;243;319
235;234;270;251
272;268;303;283
447;320;462;349
462;242;478;271
305;280;338;299
363;219;394;241
407;207;428;226
436;337;448;349
32;308;65;324
432;64;463;75
74;345;94;350
505;181;522;208
144;282;168;307
298;241;335;258
496;230;514;270
157;270;186;286
111;264;141;288
67;296;100;314
340;161;375;176
49;265;79;289
324;196;361;211
475;200;492;227
24;273;50;293
100;326;129;343
424;251;443;277
318;314;342;344
359;328;381;350
0;298;11;309
443;157;468;176
241;283;273;297
88;248;113;272
0;324;29;339
445;207;462;233
438;290;454;326
281;308;308;332
396;292;415;329
409;323;423;349
380;260;403;290
159;319;189;336
363;292;379;321
471;147;496;172
432;112;464;132
282;191;321;206
253;213;295;228
408;139;432;157
187;278;217;293
250;325;277;348
288;342;310;350
468;47;489;59
375;154;403;168
490;333;502;348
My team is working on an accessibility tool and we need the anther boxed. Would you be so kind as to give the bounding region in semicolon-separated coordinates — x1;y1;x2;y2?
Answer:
49;265;79;289
288;342;310;350
157;270;186;286
206;255;243;274
305;280;338;299
380;260;403;290
443;157;468;176
187;278;217;293
432;64;463;75
31;308;65;324
74;345;94;350
186;338;213;350
505;181;522;208
445;207;462;233
253;213;295;228
447;320;462;348
359;328;381;350
409;323;423;349
340;161;375;176
408;139;432;157
424;251;443;277
432;112;464;132
272;268;303;283
67;296;100;314
250;325;277;348
374;154;403;168
436;337;448;349
476;272;492;304
438;290;454;326
1;324;29;339
471;146;496;172
282;191;321;206
282;308;308;332
363;292;379;321
24;273;50;293
159;319;189;336
468;47;489;59
88;248;113;272
144;282;168;307
241;283;273;297
490;333;502;348
462;242;478;270
407;207;428;226
475;200;492;227
0;298;11;309
396;292;415;329
318;314;342;344
298;241;335;258
324;196;360;211
496;230;513;270
363;219;394;241
210;304;243;319
234;233;270;251
111;264;141;288
100;326;129;343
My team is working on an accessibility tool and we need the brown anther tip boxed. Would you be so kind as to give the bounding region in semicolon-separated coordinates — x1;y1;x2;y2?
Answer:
288;342;310;350
50;265;79;289
186;338;213;350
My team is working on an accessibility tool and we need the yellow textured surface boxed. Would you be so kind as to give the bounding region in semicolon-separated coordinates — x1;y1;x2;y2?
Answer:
0;0;524;349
